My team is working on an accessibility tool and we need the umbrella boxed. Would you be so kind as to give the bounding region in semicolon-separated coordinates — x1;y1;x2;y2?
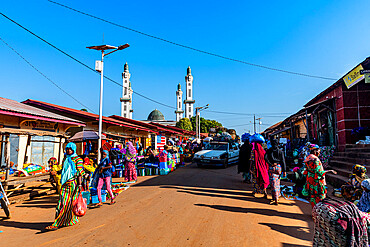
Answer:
69;130;106;142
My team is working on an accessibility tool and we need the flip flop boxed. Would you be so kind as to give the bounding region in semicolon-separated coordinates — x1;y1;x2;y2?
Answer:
45;226;58;231
110;200;116;205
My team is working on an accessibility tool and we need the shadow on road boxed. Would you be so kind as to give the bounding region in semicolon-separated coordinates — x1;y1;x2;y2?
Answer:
0;220;49;231
194;203;311;222
15;197;58;209
260;222;311;242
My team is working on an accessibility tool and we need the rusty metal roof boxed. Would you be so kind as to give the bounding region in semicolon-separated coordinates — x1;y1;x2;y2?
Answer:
0;97;84;125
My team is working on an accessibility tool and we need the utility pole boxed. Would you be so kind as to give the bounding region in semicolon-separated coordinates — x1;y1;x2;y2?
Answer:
253;114;256;133
195;104;209;140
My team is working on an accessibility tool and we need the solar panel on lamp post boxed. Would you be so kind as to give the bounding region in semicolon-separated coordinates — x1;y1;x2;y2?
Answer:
86;44;129;162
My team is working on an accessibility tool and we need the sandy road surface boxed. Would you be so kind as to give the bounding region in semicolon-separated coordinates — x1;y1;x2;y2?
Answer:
1;164;313;247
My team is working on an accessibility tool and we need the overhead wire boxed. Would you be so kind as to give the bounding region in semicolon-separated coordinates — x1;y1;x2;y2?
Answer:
0;12;176;110
47;0;337;81
0;36;95;113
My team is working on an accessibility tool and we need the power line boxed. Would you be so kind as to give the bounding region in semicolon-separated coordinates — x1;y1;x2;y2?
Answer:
47;0;337;81
204;109;291;117
0;12;176;110
0;36;95;113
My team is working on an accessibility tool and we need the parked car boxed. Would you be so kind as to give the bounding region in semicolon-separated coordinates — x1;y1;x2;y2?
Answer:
193;141;239;168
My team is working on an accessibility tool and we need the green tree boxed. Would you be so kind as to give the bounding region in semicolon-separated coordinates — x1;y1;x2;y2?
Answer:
176;118;193;131
190;117;222;133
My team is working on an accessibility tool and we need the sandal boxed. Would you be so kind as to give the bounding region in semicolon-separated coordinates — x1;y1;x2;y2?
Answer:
96;202;103;207
110;200;116;205
45;225;58;231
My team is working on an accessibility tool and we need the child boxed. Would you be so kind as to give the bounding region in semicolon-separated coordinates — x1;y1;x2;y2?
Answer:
96;150;115;206
268;163;282;205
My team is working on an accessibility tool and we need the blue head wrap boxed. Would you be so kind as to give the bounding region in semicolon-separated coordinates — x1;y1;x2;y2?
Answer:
61;142;78;185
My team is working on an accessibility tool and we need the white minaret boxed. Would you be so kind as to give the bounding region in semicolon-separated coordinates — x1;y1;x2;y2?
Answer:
120;62;133;119
184;66;195;118
175;83;184;122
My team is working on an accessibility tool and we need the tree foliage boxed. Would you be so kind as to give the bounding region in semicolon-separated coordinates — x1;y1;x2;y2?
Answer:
190;117;222;133
176;118;193;131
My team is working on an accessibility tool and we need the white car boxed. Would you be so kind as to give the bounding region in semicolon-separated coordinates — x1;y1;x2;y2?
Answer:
193;141;239;168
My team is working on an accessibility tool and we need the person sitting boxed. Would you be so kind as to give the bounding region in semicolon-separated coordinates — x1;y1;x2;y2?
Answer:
357;179;370;213
341;164;368;201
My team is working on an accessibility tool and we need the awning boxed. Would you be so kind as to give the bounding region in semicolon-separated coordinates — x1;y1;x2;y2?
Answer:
271;127;291;136
0;127;66;137
69;130;106;142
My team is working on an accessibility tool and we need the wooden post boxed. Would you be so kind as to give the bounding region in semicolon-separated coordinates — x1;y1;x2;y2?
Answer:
23;135;31;165
4;134;10;184
58;137;62;165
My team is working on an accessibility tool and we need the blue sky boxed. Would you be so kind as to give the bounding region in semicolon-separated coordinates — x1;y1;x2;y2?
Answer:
1;0;369;135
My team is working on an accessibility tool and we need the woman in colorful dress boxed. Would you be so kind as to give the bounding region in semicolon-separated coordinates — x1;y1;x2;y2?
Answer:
268;163;282;205
124;141;137;182
49;157;62;193
302;144;336;208
45;142;85;230
250;142;269;198
341;164;368;201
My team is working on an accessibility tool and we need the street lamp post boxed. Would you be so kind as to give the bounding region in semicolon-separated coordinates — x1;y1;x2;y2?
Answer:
87;44;129;161
195;104;209;140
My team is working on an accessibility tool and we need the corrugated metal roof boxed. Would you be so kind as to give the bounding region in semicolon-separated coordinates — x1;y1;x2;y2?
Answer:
0;97;83;124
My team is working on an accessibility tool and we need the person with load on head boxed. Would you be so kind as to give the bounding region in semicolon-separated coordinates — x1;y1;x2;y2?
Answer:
45;142;85;231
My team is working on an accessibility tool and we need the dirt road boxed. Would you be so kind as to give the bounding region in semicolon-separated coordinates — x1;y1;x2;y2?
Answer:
1;164;313;247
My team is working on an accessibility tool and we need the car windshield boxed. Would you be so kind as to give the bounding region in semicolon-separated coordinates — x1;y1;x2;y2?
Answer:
205;143;228;151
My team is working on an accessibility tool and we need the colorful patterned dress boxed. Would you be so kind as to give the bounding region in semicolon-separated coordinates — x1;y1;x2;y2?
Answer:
124;155;137;182
52;155;85;227
302;154;328;207
269;164;282;201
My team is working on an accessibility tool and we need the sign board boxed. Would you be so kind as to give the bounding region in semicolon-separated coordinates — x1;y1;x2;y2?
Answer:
360;70;370;75
343;64;364;89
365;73;370;84
21;120;58;131
279;138;287;144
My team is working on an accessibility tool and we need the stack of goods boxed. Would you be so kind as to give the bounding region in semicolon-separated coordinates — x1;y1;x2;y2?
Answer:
23;164;47;176
280;185;309;203
249;133;265;143
159;153;169;175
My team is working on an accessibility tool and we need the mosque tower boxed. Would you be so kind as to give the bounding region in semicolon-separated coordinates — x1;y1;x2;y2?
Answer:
120;62;133;119
184;66;195;118
175;83;184;122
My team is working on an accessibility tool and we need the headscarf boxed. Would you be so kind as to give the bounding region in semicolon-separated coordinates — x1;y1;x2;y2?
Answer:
126;141;137;160
99;150;109;165
61;142;78;186
309;144;320;151
49;157;62;172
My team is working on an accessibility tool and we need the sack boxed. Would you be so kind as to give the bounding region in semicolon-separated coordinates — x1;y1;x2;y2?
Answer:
249;133;265;143
72;191;87;217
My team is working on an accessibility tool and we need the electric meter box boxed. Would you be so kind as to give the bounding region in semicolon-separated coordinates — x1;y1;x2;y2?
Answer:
95;60;103;72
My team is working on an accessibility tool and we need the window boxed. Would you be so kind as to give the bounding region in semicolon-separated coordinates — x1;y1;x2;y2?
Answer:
124;88;127;95
189;107;191;113
30;136;55;166
124;104;127;111
124;113;126;117
179;102;181;108
189;89;191;97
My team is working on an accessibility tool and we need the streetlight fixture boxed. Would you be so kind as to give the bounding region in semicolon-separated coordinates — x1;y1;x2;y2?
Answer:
195;104;209;140
87;43;129;161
